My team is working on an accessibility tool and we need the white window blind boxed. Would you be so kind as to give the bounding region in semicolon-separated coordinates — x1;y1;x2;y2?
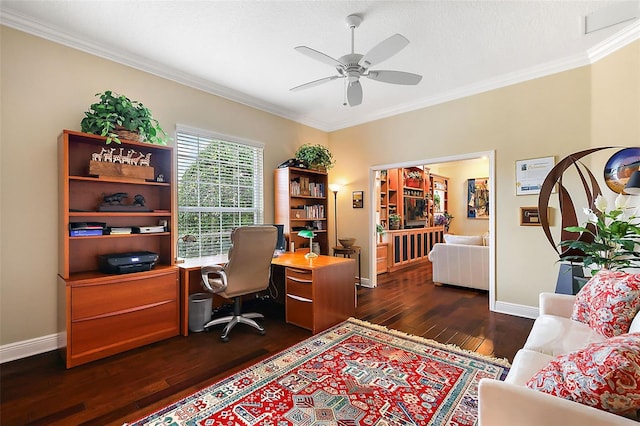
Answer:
176;127;264;258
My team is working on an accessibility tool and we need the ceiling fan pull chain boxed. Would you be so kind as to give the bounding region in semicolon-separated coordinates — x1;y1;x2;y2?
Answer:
343;79;348;106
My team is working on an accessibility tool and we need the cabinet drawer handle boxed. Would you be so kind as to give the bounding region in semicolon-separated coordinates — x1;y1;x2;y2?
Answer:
287;276;312;284
287;294;312;303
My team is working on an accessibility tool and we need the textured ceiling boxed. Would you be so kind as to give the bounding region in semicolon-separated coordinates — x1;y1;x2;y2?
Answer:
1;1;639;131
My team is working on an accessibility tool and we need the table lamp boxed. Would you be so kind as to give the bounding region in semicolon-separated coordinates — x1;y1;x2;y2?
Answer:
297;229;318;259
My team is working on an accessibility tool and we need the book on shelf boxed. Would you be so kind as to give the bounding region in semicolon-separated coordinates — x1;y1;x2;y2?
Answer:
70;229;104;237
69;221;106;230
290;178;324;197
132;226;165;234
108;227;133;235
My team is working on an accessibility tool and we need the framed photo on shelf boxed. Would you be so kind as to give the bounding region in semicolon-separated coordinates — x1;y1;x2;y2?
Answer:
352;191;364;208
467;178;489;219
516;156;555;196
520;206;544;226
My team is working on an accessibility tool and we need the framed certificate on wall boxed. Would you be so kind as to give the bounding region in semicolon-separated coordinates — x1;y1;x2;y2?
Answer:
516;156;555;196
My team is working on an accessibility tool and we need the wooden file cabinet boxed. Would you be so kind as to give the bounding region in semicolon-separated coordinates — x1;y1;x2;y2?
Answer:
58;266;179;368
276;253;356;334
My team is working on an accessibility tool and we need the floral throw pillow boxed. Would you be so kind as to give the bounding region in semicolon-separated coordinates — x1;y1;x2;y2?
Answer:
571;270;640;338
526;333;640;418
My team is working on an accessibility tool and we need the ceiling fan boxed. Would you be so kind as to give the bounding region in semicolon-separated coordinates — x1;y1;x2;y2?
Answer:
291;14;423;107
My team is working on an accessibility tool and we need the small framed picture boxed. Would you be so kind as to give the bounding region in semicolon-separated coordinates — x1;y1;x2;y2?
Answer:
520;206;542;226
352;191;364;208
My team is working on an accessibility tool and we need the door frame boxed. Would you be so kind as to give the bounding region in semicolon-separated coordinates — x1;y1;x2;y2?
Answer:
368;150;496;312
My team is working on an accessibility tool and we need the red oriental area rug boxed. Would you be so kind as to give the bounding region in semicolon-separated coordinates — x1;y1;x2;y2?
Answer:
127;318;510;425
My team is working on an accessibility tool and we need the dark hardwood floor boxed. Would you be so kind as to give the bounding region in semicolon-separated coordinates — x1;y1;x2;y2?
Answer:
1;261;533;425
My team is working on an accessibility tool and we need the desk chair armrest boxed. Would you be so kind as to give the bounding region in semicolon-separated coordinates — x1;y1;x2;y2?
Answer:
201;265;228;294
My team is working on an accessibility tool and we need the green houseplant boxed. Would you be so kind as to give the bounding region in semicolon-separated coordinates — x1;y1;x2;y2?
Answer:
560;194;640;276
294;144;335;170
80;90;170;145
376;223;386;242
389;213;401;230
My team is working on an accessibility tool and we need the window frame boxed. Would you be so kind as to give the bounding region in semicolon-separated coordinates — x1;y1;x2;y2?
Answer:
175;125;265;259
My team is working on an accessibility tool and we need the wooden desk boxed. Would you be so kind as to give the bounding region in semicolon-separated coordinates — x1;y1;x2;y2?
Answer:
177;252;356;336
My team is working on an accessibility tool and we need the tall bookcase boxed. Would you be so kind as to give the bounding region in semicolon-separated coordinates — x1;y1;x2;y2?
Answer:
274;167;329;255
58;130;179;368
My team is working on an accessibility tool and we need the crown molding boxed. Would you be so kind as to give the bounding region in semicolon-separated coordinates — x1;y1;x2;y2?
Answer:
2;9;638;133
0;9;306;124
327;21;640;132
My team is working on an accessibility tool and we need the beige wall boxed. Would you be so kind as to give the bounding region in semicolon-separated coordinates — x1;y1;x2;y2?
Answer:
1;24;639;349
329;40;639;307
0;27;326;346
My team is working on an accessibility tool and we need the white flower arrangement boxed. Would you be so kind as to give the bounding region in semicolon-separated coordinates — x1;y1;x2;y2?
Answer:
560;194;640;275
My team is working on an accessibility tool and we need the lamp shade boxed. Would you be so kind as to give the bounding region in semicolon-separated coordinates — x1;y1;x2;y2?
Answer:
329;183;341;193
297;229;314;238
624;170;640;195
297;229;318;258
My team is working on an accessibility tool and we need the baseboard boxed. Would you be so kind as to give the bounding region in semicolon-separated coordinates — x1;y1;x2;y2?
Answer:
358;277;374;288
1;296;530;364
493;300;539;320
0;333;60;364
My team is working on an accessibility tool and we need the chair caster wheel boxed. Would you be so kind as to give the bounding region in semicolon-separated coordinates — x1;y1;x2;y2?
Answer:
259;329;266;336
220;335;229;343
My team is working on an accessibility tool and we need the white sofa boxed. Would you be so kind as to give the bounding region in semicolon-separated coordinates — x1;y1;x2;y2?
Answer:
478;292;639;426
428;235;489;290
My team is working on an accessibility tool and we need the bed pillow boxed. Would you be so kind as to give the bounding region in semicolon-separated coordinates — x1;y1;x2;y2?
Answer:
443;234;483;246
526;333;640;419
571;270;640;338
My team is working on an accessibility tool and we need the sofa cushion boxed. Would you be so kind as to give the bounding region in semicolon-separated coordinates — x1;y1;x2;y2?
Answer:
443;234;483;246
572;270;640;338
525;333;640;419
505;349;554;386
522;314;606;356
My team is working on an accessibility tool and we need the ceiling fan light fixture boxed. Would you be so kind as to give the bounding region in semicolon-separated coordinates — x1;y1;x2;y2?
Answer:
290;13;423;107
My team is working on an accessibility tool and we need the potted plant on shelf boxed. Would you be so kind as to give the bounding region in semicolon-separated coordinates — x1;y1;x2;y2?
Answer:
405;170;423;188
559;194;640;285
294;144;335;170
80;90;170;145
389;214;401;230
434;212;454;233
376;224;386;243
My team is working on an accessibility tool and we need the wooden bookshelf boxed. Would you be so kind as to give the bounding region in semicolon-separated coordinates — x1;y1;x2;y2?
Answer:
58;130;179;368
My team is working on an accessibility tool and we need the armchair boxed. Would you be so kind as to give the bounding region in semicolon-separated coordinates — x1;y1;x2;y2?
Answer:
201;226;278;342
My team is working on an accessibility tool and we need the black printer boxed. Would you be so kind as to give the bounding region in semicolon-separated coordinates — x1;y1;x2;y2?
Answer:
98;251;159;274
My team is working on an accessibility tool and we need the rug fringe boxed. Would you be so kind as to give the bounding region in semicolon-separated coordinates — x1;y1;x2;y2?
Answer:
345;317;512;368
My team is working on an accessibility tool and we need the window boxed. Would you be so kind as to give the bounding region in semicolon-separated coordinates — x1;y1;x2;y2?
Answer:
176;126;264;259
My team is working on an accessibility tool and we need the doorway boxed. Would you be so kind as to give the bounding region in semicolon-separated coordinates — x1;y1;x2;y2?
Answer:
368;150;496;311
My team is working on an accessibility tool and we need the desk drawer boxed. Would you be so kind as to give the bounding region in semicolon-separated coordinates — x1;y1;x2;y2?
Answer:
286;267;312;283
286;279;313;301
286;294;313;331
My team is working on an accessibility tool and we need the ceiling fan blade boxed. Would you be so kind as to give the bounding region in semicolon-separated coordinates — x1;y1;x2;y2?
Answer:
367;70;423;85
294;46;344;68
347;80;363;106
359;34;409;68
290;75;341;91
